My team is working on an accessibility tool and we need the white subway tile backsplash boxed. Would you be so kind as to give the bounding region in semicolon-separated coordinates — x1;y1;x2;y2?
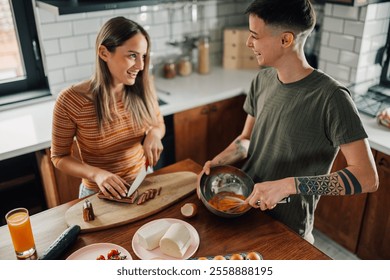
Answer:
366;64;382;80
365;5;378;21
332;5;359;20
72;18;101;35
147;24;168;40
45;53;77;71
323;17;344;33
363;21;384;38
134;12;153;25
76;49;94;65
152;9;169;24
376;2;390;19
217;3;236;17
324;4;332;16
381;19;390;33
318;60;327;71
325;62;350;81
42;39;60;55
36;7;56;24
35;0;387;96
355;67;367;83
344;20;364;37
50;83;71;96
339;50;359;68
321;31;330;46
47;69;65;85
359;51;377;67
329;33;355;51
64;64;93;81
60;36;89;53
359;6;367;22
40;22;73;39
319;46;340;63
203;4;218;18
370;34;387;52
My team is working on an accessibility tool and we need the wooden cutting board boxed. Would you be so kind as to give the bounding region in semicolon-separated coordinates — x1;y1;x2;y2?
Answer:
65;171;197;232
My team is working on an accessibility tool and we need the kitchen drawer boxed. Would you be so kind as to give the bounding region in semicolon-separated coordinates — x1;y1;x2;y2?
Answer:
224;43;254;57
223;55;259;69
224;28;250;44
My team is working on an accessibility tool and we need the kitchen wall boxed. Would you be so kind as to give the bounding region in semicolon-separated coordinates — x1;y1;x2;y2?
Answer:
34;0;253;96
34;0;388;98
319;2;390;95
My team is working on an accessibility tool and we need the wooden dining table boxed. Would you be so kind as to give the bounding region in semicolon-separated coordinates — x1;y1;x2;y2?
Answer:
0;159;330;260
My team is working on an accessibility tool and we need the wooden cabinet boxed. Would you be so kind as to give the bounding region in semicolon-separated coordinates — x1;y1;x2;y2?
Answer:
357;151;390;259
174;95;247;166
36;144;81;208
315;149;390;259
0;153;47;225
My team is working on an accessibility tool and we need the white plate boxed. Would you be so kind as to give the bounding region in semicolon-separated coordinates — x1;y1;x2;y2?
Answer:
66;243;132;260
132;218;200;260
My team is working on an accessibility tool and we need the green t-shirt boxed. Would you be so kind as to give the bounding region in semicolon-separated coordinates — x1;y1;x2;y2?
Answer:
242;67;367;240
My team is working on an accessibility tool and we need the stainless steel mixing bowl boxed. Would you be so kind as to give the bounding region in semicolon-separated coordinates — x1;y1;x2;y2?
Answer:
199;165;254;218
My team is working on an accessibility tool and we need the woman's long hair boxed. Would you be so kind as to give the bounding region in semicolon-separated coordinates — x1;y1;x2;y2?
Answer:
91;16;157;131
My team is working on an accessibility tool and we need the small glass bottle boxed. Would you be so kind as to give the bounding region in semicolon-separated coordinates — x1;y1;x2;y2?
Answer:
163;59;176;79
198;36;210;74
178;56;192;76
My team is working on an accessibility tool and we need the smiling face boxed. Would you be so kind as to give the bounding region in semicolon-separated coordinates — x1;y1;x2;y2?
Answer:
99;32;148;87
246;14;285;68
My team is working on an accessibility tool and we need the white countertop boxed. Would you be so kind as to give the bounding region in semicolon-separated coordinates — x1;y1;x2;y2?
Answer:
0;66;389;161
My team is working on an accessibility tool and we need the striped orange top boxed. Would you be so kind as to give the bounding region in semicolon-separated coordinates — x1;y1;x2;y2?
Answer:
51;83;160;191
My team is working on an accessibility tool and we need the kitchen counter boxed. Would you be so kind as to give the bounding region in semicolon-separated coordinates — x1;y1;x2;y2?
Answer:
0;159;331;260
0;67;389;161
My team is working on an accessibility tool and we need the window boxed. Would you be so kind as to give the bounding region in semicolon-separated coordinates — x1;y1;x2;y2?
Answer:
0;0;49;107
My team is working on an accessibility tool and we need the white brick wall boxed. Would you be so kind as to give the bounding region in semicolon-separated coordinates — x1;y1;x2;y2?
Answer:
319;2;390;93
34;0;252;96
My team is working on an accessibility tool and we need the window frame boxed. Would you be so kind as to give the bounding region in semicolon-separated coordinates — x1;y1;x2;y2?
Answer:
0;0;49;105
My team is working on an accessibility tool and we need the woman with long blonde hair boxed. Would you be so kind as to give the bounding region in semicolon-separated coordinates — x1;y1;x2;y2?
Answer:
51;17;165;199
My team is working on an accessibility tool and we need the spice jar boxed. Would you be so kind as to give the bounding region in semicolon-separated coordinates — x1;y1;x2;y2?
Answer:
178;56;192;76
163;59;176;79
198;36;210;74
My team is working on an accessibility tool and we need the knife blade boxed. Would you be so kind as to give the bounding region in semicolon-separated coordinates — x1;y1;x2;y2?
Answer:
126;164;147;197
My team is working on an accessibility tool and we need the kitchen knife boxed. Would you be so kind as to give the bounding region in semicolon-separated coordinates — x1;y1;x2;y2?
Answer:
126;164;147;197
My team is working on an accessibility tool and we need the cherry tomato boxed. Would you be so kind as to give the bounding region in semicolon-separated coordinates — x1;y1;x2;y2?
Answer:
107;249;120;259
96;255;105;260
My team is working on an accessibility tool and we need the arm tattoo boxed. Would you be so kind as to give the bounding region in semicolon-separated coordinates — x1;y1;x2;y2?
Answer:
340;168;362;194
234;139;247;157
295;173;343;195
295;168;362;195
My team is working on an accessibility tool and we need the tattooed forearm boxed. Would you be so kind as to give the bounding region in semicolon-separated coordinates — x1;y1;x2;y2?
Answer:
234;139;247;158
339;168;362;194
295;173;343;195
295;169;362;195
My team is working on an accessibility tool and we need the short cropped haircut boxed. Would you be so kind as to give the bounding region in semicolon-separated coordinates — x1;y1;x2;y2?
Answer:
245;0;316;35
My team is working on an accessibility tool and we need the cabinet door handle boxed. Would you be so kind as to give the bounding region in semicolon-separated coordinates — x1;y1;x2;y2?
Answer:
378;157;390;173
210;105;217;112
201;107;209;114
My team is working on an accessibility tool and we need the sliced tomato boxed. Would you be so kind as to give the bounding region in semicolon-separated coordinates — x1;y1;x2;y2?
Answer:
107;249;120;259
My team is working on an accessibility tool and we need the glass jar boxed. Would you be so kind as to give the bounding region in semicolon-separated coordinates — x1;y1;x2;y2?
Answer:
198;36;210;74
178;56;192;76
163;59;176;79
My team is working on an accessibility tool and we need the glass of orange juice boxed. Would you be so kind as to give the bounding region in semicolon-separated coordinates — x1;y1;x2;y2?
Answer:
5;208;36;259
